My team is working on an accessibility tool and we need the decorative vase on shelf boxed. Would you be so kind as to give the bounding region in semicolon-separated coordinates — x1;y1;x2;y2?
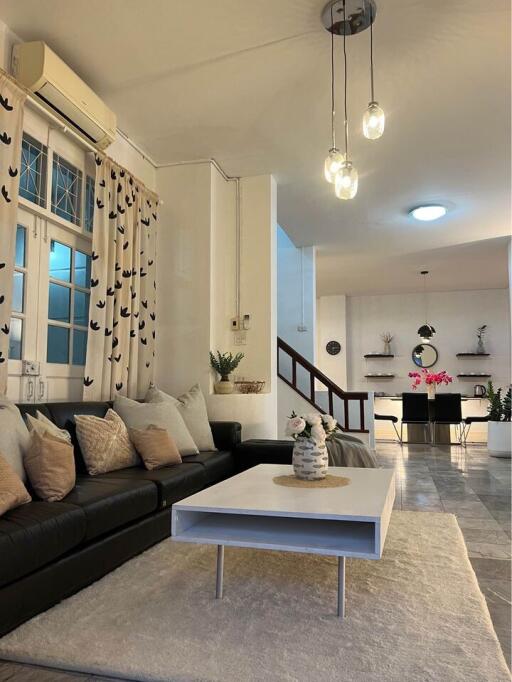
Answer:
214;376;234;394
476;338;486;355
292;437;328;481
427;384;436;400
383;341;391;355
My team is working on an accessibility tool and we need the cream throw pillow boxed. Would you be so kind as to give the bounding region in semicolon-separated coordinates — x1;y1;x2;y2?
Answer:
0;395;30;481
114;395;198;456
145;384;216;452
25;410;72;445
0;452;31;516
130;425;182;470
24;431;75;502
75;409;139;476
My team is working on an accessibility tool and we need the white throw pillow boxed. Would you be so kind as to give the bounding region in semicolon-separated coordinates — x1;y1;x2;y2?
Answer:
114;394;199;456
145;384;216;452
0;396;30;481
25;410;72;445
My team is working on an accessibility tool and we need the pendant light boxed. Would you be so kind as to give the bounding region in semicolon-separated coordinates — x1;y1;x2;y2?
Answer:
417;270;436;343
324;5;344;183
335;0;358;200
362;2;385;140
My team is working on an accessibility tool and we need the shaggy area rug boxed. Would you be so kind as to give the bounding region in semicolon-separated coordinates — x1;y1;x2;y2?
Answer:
0;512;509;682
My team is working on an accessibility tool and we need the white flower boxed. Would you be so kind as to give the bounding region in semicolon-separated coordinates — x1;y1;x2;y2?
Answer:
305;413;322;426
286;416;306;436
322;414;337;433
311;424;326;443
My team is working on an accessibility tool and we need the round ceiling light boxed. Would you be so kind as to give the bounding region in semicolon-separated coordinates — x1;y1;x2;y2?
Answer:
410;205;447;222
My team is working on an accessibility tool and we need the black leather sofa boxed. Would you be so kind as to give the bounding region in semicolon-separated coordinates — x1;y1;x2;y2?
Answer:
0;401;241;637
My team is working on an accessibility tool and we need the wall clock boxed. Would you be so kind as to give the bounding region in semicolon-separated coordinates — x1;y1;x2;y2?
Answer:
326;340;341;356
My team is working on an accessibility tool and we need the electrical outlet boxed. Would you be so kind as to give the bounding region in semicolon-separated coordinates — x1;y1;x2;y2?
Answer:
234;331;247;345
242;314;251;330
231;317;240;331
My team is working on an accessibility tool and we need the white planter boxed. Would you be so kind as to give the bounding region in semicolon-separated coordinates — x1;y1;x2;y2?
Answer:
488;421;512;458
292;437;328;480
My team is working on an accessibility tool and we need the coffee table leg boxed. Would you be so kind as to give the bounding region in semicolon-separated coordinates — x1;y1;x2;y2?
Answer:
216;545;224;599
337;556;345;618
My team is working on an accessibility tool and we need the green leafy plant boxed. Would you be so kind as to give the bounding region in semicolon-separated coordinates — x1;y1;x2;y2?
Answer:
209;350;244;380
476;325;487;340
486;381;511;422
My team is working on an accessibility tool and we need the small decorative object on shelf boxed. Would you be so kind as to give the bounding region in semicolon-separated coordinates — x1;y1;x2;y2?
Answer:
486;381;511;457
475;325;487;355
285;412;337;480
409;368;453;400
380;332;393;356
234;380;265;394
209;350;244;395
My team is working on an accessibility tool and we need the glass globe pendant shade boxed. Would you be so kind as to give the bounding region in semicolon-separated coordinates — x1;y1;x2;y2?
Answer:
363;102;385;140
417;323;436;343
324;148;344;184
335;160;358;200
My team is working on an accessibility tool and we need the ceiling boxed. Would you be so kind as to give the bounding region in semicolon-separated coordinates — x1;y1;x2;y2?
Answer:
1;0;510;294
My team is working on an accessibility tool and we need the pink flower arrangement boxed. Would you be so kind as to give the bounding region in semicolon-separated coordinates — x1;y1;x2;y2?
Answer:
408;369;453;389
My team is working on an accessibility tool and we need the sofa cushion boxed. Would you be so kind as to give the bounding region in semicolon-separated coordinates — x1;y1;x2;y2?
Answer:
101;463;205;508
0;500;86;588
63;476;158;541
46;402;110;474
234;439;294;472
183;451;235;485
0;396;31;481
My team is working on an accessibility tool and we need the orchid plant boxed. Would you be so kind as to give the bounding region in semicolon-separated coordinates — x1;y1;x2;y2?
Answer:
408;368;453;390
285;411;337;444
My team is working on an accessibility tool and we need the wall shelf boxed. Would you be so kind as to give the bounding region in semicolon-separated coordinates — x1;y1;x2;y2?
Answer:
456;353;490;357
364;354;394;359
457;373;491;378
365;374;395;379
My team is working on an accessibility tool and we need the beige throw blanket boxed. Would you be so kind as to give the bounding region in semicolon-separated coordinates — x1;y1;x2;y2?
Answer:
326;431;378;468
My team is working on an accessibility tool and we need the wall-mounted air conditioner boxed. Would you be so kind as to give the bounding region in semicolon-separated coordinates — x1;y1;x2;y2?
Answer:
12;41;116;150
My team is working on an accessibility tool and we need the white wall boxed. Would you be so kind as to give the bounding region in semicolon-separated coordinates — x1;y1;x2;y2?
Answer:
346;289;511;396
317;295;348;389
277;226;316;362
155;163;278;439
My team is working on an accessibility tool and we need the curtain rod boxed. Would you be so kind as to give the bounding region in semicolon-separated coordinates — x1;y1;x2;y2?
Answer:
0;67;160;203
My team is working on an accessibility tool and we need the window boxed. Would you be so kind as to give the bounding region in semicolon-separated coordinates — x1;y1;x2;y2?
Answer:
84;175;95;232
19;133;48;207
47;239;90;365
51;154;83;226
9;225;27;359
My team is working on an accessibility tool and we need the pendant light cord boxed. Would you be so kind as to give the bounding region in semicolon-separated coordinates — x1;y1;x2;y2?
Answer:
330;5;336;149
370;2;375;102
343;0;348;158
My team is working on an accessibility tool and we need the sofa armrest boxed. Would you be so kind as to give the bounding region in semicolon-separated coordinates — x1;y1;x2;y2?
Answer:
209;421;242;452
234;439;294;472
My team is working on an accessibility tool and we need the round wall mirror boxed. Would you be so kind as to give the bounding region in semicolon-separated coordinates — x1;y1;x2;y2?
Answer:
412;344;438;368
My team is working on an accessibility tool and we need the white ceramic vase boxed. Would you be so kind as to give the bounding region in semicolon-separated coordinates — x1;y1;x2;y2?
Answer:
427;384;436;400
214;378;234;394
292;437;328;480
488;421;511;458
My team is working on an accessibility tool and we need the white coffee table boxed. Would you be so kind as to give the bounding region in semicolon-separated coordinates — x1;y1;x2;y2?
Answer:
171;464;395;617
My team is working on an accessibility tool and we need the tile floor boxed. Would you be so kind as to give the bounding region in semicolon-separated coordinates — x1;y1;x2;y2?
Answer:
0;442;510;681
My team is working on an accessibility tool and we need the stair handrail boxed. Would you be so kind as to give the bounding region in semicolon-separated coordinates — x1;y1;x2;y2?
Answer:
277;336;369;433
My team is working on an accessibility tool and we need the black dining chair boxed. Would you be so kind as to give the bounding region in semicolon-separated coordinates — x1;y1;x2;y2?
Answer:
374;413;402;443
401;393;430;444
432;393;463;445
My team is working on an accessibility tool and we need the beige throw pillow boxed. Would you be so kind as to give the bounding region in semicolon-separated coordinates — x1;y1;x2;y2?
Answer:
24;431;75;502
0;452;31;516
145;384;216;452
114;395;198;456
0;396;30;481
130;425;182;470
75;409;139;476
25;410;72;445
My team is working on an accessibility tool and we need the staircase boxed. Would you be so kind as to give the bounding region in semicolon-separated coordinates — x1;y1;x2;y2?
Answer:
277;337;369;434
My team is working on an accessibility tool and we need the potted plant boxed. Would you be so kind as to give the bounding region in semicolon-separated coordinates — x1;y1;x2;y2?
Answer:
209;350;244;394
476;325;487;354
408;368;453;399
285;412;337;480
486;381;511;457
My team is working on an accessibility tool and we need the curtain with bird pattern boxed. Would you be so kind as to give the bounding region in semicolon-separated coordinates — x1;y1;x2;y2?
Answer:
0;73;25;394
83;155;158;400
